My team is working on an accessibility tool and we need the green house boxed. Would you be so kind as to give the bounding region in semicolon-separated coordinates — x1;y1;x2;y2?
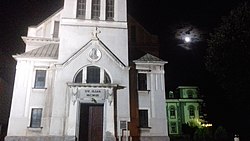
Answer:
166;86;206;135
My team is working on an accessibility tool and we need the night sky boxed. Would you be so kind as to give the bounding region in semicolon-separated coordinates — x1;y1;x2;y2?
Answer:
0;0;249;139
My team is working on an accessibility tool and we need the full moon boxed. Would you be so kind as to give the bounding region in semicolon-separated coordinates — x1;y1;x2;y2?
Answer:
184;36;191;43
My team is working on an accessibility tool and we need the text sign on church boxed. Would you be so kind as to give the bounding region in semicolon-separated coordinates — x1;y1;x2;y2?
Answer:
80;89;105;99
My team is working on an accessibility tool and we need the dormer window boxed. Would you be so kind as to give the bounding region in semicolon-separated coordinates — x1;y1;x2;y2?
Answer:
77;0;86;19
106;0;114;20
91;0;100;20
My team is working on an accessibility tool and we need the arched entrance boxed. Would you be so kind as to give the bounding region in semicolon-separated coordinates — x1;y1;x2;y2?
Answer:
67;65;119;141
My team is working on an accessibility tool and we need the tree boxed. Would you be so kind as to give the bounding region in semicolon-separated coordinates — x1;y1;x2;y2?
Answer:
214;126;229;141
205;2;250;98
193;127;213;141
182;123;197;139
205;1;250;137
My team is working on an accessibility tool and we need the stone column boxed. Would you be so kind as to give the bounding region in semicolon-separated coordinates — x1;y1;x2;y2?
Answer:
104;89;116;141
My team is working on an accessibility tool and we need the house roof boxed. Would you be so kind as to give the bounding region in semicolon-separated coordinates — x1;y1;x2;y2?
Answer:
14;43;59;59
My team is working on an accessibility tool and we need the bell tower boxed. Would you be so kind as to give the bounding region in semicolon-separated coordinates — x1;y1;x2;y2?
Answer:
58;0;129;65
62;0;127;21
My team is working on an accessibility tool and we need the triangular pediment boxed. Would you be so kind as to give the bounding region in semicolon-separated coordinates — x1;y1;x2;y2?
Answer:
133;53;168;65
62;38;126;68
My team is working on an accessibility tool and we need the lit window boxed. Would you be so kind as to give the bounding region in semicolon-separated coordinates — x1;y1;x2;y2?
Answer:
77;0;86;19
91;0;100;20
30;108;42;128
106;0;114;20
170;106;176;118
34;70;46;89
189;106;195;117
138;73;147;91
139;110;148;128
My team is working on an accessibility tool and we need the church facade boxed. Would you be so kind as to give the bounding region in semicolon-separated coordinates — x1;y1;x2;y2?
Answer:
5;0;169;141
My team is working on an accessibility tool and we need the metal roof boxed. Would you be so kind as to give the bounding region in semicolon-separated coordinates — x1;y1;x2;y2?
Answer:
15;43;59;59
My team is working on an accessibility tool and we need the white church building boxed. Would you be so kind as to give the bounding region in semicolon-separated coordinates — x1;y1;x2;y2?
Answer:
5;0;169;141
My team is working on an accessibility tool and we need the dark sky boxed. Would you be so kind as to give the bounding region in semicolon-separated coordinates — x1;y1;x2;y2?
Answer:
0;0;248;139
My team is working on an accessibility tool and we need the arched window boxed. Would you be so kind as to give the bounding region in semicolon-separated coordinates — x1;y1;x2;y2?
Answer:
74;66;111;84
188;105;195;117
87;66;100;83
170;106;176;118
104;71;111;84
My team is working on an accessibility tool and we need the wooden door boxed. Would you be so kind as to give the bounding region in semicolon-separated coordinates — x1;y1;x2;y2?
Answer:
79;104;104;141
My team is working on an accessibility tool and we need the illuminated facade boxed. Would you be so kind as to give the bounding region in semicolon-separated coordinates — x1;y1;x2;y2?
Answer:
166;86;205;135
5;0;169;141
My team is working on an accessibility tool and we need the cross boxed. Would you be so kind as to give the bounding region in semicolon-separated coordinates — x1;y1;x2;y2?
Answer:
92;27;101;39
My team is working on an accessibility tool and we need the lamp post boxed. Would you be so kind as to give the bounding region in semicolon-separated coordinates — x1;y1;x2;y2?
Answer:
234;134;240;141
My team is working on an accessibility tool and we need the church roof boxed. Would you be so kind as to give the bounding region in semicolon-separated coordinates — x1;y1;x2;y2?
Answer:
14;43;59;59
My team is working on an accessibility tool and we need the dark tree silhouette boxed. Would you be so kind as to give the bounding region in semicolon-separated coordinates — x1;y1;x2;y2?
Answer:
206;1;250;98
205;1;250;139
214;126;229;141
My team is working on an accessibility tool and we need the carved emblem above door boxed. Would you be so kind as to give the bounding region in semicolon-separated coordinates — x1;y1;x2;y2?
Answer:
88;48;101;61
